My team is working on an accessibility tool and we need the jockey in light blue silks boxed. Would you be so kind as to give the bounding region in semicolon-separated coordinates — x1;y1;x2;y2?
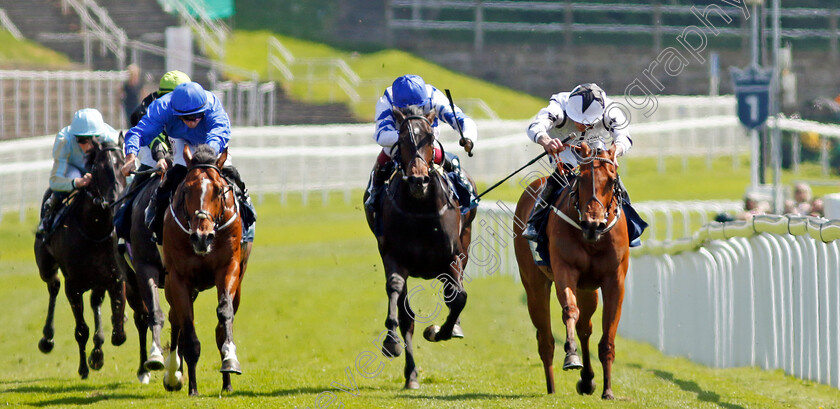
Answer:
36;108;120;238
364;74;479;223
523;83;647;246
120;81;256;244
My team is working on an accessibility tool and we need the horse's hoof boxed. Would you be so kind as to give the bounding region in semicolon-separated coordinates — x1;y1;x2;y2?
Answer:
79;367;89;380
88;349;104;371
601;391;615;400
111;330;127;346
163;371;183;392
562;354;583;371
576;379;596;395
404;380;420;390
138;371;151;384
451;324;465;338
220;358;242;375
144;354;165;371
423;325;440;342
382;339;403;358
38;338;54;353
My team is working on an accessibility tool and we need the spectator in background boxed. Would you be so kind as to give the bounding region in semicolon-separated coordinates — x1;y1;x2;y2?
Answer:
810;197;825;217
718;192;770;222
792;182;813;215
120;64;144;128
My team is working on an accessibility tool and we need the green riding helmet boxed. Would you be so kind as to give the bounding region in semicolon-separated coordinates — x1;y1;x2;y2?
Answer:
157;70;191;96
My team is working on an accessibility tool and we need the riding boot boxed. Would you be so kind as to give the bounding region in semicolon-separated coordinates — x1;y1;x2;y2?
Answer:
443;152;477;209
148;165;187;245
364;161;392;214
522;172;562;242
222;166;257;233
36;190;56;239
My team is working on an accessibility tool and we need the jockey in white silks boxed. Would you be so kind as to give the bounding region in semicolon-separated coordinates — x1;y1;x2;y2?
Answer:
523;83;646;246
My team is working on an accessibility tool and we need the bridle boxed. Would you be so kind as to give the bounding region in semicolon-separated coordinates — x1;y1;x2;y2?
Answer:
169;163;239;236
551;151;624;236
84;144;123;209
396;114;434;181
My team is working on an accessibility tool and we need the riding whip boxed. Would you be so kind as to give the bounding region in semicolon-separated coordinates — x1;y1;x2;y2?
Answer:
476;151;548;199
444;89;473;157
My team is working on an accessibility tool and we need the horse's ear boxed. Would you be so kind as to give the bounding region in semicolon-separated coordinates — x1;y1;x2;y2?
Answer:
608;143;618;160
425;110;436;124
216;148;228;168
579;141;591;157
392;108;406;125
184;144;194;167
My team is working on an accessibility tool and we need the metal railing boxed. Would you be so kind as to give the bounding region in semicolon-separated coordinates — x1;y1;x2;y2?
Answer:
267;36;499;118
0;8;22;40
389;1;840;54
61;0;127;68
158;0;229;59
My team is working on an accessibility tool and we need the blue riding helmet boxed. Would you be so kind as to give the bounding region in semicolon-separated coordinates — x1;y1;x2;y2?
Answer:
391;75;429;108
171;82;209;116
70;108;106;136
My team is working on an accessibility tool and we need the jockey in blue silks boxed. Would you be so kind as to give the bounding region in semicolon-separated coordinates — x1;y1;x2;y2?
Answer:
37;108;120;238
120;81;256;244
524;83;647;247
364;74;479;219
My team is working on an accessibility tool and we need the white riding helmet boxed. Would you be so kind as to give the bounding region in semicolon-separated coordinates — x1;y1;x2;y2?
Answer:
565;83;606;125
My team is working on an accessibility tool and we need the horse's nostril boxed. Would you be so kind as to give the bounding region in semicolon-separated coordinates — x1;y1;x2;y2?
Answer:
422;176;430;184
207;232;215;243
190;233;199;243
598;222;607;230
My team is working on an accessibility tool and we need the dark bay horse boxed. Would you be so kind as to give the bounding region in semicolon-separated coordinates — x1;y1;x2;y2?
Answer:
117;166;168;384
513;143;629;399
365;107;477;389
33;139;128;379
161;144;251;396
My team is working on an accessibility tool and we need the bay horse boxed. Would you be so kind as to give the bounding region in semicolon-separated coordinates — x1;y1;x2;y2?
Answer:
117;166;168;384
365;107;477;389
161;144;251;396
513;142;629;399
33;139;128;379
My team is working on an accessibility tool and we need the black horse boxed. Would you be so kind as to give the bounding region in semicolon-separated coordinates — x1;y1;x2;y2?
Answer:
365;107;477;389
34;139;128;379
117;166;168;384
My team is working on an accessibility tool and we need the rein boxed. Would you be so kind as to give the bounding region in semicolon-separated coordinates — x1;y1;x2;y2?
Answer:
398;115;433;182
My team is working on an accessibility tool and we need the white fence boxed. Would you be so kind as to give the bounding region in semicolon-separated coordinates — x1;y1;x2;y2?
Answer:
622;215;840;389
0;104;748;220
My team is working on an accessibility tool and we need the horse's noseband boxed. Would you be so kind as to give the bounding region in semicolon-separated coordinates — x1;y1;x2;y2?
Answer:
397;115;434;182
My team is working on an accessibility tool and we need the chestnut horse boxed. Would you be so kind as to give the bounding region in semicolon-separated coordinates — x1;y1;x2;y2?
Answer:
34;139;128;379
513;143;629;399
161;144;251;396
364;107;477;389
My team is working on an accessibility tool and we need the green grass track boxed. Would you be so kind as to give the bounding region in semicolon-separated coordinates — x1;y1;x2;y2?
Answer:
1;190;839;408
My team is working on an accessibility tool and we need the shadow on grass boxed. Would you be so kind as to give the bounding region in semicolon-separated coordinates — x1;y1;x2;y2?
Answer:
235;385;382;398
653;370;746;409
4;381;126;394
397;392;541;401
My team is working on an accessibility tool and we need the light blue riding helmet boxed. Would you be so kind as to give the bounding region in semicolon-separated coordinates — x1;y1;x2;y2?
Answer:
171;82;209;116
392;75;430;108
70;108;106;136
69;108;118;143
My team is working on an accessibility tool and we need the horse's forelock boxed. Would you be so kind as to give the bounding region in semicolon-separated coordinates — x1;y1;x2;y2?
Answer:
192;145;218;166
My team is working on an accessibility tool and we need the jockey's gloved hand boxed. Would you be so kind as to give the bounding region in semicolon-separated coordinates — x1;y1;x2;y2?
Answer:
460;138;474;155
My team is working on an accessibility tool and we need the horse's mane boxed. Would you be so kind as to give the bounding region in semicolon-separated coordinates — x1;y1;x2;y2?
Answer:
396;105;428;118
192;145;219;166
